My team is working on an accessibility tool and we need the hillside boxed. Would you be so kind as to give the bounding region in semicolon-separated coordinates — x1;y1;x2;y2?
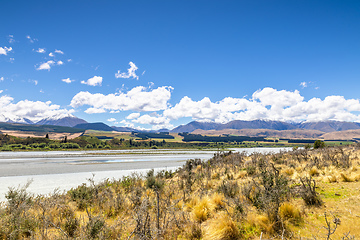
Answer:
0;122;84;133
36;116;87;127
297;121;360;132
172;120;360;139
74;122;115;131
192;128;325;139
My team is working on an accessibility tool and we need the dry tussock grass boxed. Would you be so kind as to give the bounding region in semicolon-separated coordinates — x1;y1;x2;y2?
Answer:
203;212;240;240
1;145;360;239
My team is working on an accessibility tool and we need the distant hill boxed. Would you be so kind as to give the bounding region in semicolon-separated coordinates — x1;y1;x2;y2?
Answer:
219;120;297;131
171;120;360;134
172;120;296;133
36;116;87;127
0;122;84;133
192;129;325;139
297;121;360;132
74;122;115;131
171;121;222;133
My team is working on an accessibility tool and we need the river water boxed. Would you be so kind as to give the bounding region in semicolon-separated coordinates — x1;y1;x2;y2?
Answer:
0;147;290;200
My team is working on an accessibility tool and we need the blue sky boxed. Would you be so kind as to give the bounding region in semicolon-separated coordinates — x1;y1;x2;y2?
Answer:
1;0;360;130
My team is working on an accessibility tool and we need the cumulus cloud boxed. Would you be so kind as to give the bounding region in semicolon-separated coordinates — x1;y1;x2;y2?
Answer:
115;62;139;80
36;60;55;71
49;52;54;57
163;87;360;123
0;77;4;81
0;47;12;55
107;118;116;122
62;78;74;84
55;49;64;54
81;76;103;86
120;120;135;128
36;48;46;53
132;114;173;129
70;86;173;113
126;112;141;119
0;95;74;123
57;60;63;65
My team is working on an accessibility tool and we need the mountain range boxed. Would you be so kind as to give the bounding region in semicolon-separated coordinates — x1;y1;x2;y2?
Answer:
171;120;360;133
0;113;87;127
2;114;360;138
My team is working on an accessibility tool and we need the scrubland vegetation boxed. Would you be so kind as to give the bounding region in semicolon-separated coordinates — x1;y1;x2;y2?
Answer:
1;144;360;239
0;133;296;151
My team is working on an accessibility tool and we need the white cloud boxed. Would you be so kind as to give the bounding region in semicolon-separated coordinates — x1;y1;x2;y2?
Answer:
300;82;307;88
120;120;135;128
107;118;116;122
81;76;103;86
8;35;15;43
61;78;74;84
84;108;106;114
126;112;141;119
115;62;139;80
131;114;173;130
55;49;64;54
0;95;74;123
29;80;38;85
36;48;46;53
36;60;55;71
26;35;37;43
0;77;4;82
49;52;54;57
71;86;172;112
10;58;14;63
57;60;64;65
0;47;12;55
163;87;360;124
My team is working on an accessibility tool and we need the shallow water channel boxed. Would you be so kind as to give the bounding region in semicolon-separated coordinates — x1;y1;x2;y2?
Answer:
0;147;291;200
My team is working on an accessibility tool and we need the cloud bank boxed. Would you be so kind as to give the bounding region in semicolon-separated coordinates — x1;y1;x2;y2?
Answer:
163;87;360;124
70;86;173;113
0;95;73;123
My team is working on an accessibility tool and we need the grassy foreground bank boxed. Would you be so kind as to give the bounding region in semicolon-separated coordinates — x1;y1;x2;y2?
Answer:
1;145;360;239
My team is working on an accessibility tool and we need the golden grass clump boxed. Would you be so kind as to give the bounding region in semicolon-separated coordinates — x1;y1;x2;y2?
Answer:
279;202;302;224
354;174;360;182
340;172;354;182
192;196;215;223
309;166;320;176
203;213;240;240
327;175;337;183
283;168;295;176
211;193;225;210
185;197;199;212
236;170;247;179
212;172;220;180
248;214;274;234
